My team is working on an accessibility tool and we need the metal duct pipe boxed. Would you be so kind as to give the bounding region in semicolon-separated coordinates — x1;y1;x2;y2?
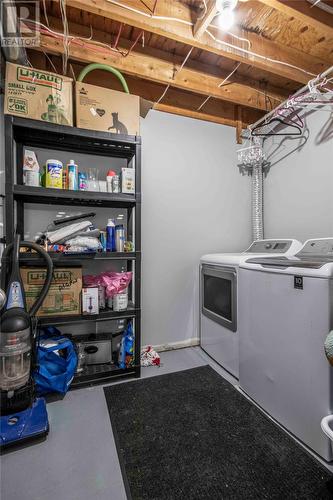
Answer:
251;162;263;240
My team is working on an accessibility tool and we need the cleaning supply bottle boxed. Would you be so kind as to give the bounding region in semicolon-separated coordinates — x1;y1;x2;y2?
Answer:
106;218;116;252
67;160;78;190
118;322;134;369
62;164;68;189
106;170;116;193
78;172;87;191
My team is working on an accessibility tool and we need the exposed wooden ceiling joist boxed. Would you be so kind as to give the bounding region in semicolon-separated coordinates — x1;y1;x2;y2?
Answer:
154;102;237;126
60;0;329;83
28;50;264;128
36;26;285;111
193;0;218;38
257;0;333;38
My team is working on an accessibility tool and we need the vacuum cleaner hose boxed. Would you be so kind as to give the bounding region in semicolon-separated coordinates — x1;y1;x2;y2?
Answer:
1;241;53;316
77;63;130;94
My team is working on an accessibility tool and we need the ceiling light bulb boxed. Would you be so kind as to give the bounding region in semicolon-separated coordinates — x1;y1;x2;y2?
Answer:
217;9;235;30
216;0;238;13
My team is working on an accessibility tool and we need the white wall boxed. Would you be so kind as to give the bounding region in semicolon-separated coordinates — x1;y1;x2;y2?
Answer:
263;108;333;241
141;110;251;347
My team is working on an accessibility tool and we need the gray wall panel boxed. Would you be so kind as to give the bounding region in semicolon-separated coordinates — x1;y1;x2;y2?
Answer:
263;108;333;241
141;110;251;346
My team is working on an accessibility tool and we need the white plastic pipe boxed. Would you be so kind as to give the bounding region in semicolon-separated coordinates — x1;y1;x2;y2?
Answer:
321;415;333;441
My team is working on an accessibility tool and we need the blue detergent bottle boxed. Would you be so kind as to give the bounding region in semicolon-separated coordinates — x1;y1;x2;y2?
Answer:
106;218;116;251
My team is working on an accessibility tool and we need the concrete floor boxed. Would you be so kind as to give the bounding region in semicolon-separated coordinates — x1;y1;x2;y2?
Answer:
1;347;332;500
1;347;220;500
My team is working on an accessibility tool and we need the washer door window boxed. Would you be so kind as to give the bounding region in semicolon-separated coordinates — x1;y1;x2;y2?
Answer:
201;265;237;332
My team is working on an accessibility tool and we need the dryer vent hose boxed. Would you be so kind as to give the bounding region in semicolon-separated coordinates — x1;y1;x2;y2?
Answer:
252;162;264;241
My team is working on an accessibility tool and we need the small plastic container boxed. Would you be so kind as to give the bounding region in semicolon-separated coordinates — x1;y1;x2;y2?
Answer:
113;289;128;312
107;170;116;193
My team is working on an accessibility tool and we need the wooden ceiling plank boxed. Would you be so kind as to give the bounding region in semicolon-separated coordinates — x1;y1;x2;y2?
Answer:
193;0;218;38
257;0;333;37
60;0;329;83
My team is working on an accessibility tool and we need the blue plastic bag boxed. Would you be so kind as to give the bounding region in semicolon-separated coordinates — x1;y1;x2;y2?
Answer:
34;332;77;395
118;321;134;369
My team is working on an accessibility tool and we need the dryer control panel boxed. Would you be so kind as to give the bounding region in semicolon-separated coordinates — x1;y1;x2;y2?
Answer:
247;240;292;253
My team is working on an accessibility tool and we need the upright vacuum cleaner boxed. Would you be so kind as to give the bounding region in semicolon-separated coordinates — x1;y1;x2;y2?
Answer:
0;234;53;448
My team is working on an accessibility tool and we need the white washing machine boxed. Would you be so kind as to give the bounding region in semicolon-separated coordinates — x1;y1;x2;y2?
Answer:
239;238;333;461
200;239;302;378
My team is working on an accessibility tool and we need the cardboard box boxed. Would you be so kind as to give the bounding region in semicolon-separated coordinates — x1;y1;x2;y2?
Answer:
22;267;82;317
5;63;73;126
82;287;99;315
75;82;152;135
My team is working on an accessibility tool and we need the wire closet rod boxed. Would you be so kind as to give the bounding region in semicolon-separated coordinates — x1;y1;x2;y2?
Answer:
248;64;333;133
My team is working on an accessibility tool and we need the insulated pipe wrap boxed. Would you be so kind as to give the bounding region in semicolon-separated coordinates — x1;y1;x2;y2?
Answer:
251;162;263;241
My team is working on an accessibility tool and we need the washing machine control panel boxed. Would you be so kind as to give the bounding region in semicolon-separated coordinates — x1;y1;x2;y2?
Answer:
247;240;290;253
297;238;333;257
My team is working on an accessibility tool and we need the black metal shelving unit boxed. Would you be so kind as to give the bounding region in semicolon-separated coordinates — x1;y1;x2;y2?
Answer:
4;115;142;386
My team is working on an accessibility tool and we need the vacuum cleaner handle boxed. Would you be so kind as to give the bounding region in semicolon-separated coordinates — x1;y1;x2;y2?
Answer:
1;240;53;316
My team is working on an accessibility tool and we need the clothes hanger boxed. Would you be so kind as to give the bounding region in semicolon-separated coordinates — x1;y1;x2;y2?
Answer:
251;115;303;137
275;106;304;129
288;78;333;107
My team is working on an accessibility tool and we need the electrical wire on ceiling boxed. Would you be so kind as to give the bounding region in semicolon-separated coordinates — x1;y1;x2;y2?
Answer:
123;29;145;56
196;61;242;110
25;20;143;59
156;46;194;104
156;84;170;104
69;63;77;81
106;0;318;77
42;0;50;27
113;22;123;49
107;0;193;25
59;0;69;75
225;30;251;49
42;50;58;73
205;29;316;77
196;63;284;112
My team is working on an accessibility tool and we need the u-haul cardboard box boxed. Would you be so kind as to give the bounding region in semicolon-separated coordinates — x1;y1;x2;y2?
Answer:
5;63;73;126
22;267;82;317
75;82;152;136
